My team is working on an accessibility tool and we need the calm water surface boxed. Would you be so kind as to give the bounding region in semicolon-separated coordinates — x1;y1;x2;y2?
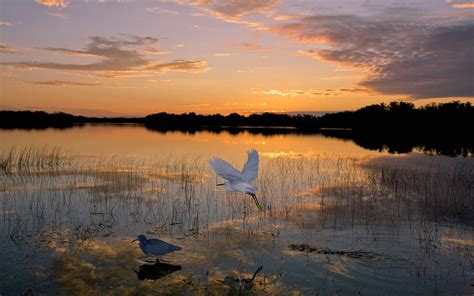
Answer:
0;125;473;295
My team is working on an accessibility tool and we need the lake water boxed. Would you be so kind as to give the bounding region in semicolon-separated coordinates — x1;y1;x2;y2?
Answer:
1;125;473;295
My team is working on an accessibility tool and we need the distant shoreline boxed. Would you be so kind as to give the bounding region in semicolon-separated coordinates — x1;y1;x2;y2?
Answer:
0;100;471;130
1;101;473;157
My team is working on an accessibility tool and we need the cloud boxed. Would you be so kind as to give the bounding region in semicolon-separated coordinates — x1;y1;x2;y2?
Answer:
91;70;153;78
273;15;474;98
29;80;137;88
192;0;281;18
0;21;12;27
273;14;301;21
4;36;152;71
296;49;317;58
146;60;208;73
48;12;67;19
452;2;474;8
146;7;180;14
141;49;170;55
239;42;264;50
213;53;232;56
253;89;321;97
361;23;474;98
97;0;129;3
338;88;371;93
31;80;102;87
35;0;69;8
0;43;17;53
167;0;279;29
2;35;208;77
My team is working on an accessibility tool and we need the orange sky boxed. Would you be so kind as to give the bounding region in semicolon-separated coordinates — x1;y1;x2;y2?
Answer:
0;0;473;116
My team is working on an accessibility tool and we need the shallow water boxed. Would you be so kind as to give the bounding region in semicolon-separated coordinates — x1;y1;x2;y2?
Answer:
0;125;473;295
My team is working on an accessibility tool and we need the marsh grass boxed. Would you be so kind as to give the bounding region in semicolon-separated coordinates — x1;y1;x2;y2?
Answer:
0;146;67;174
363;155;474;226
2;147;472;242
0;146;473;295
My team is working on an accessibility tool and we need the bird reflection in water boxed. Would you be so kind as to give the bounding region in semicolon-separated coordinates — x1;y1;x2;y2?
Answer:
134;261;182;281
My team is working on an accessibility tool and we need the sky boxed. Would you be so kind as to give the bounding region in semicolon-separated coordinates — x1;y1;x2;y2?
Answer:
0;0;473;116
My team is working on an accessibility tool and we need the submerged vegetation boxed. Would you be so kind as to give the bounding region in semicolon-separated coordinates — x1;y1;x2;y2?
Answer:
0;145;472;294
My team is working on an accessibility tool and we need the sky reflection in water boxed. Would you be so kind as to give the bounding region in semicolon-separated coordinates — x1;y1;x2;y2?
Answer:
0;125;473;295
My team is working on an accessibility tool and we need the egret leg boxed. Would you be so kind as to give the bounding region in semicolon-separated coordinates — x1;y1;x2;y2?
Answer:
249;193;263;211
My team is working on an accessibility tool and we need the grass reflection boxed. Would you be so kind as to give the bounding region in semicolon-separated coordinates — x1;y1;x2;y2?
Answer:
0;145;472;295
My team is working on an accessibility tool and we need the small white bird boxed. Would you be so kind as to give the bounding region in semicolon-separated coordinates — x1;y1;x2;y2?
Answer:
208;149;262;210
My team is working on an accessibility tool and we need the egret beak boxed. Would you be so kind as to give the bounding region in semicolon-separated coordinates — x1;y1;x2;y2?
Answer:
216;183;225;186
131;239;138;242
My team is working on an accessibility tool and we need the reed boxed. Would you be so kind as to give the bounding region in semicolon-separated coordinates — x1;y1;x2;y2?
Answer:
0;146;472;295
0;146;67;174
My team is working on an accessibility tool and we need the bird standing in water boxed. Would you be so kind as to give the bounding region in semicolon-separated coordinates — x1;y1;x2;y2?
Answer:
133;235;182;261
208;149;263;210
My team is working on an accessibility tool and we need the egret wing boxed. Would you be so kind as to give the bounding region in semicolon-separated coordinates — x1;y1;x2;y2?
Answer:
208;157;244;182
242;149;259;182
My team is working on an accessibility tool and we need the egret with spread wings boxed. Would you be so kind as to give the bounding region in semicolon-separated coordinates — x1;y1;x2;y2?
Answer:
208;149;263;210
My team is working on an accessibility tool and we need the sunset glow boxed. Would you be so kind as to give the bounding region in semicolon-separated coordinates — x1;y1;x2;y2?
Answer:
1;0;473;116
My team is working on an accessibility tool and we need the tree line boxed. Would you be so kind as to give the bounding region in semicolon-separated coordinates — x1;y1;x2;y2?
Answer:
1;101;472;156
1;101;471;131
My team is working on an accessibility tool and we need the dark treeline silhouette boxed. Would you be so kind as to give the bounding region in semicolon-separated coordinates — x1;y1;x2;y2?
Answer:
318;101;474;156
0;111;83;129
143;112;316;129
317;101;473;132
0;110;143;129
1;101;473;156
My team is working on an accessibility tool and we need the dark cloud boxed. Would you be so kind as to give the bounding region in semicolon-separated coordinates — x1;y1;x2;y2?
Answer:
273;15;474;98
2;35;208;77
361;23;474;98
4;35;154;72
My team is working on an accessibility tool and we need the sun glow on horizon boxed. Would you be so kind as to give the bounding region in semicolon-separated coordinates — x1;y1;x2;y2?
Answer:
0;0;472;115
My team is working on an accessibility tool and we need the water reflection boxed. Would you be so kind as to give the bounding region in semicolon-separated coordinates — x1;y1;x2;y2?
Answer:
1;124;471;156
0;127;473;295
134;262;182;281
219;265;263;294
0;124;376;160
320;129;473;157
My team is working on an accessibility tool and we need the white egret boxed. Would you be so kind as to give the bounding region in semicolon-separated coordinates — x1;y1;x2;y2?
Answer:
208;149;263;210
133;235;182;260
